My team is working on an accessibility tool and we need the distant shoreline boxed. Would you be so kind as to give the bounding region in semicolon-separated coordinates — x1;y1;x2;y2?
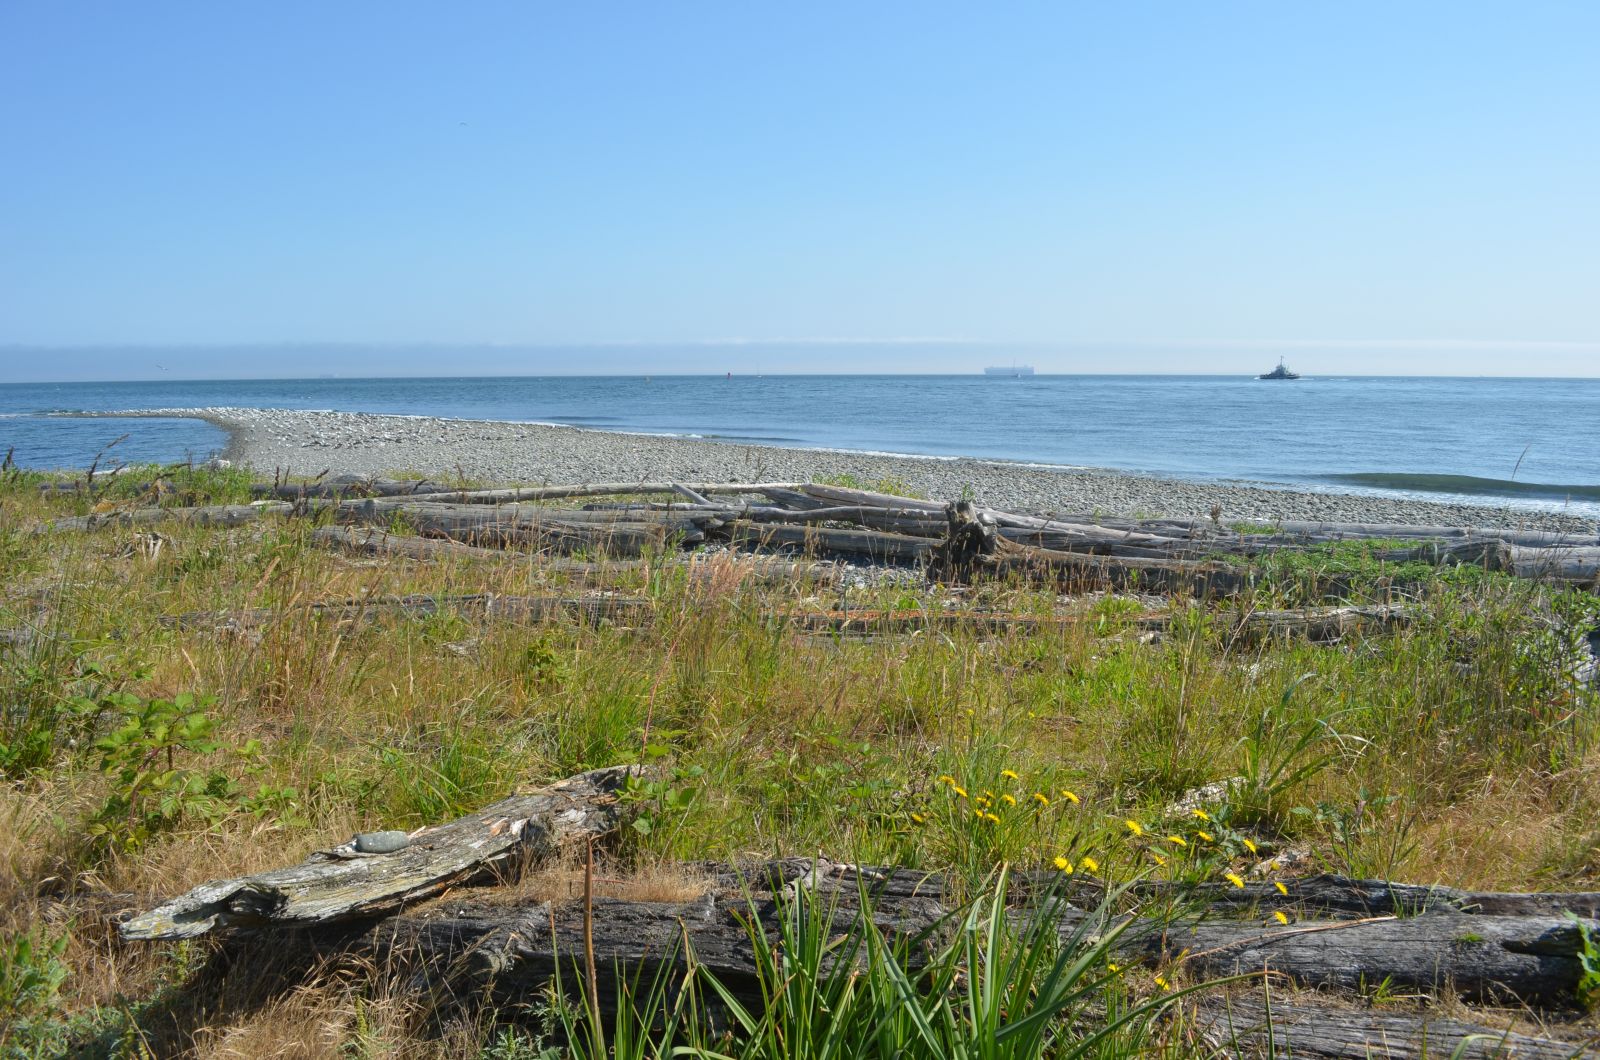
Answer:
89;406;1599;534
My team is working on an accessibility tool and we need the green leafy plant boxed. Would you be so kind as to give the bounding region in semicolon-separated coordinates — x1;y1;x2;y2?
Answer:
0;927;71;1055
549;868;1216;1060
87;691;253;853
1231;674;1352;829
1570;912;1600;1010
621;756;703;843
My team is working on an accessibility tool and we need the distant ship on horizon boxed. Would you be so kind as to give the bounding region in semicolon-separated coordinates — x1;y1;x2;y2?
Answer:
984;364;1035;377
1259;358;1301;380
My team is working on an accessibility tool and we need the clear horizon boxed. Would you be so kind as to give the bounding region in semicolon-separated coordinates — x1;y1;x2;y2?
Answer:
5;341;1600;383
3;3;1597;376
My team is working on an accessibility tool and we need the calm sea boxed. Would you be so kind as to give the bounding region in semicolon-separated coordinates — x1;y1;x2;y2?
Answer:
2;375;1597;514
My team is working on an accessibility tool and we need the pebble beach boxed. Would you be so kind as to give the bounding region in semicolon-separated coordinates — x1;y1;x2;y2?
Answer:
109;407;1598;534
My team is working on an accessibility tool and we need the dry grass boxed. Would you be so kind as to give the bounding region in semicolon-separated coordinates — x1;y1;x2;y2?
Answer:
3;474;1599;1054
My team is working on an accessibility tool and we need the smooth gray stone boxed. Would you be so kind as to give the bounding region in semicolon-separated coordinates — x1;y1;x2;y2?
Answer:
353;830;411;854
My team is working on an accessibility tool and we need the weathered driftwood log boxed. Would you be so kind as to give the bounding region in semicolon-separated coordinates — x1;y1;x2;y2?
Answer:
355;504;694;556
310;526;842;587
975;544;1253;596
727;521;935;565
161;594;653;631
311;525;512;562
1148;909;1595;1006
929;501;1000;581
1509;546;1600;585
1179;604;1415;644
251;476;461;500
1195;995;1598;1059
795;481;948;513
369;482;803;505
341;860;1600;1009
120;765;643;940
42;502;293;532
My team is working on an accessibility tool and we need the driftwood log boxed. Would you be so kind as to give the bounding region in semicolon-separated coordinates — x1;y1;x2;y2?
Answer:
120;765;642;940
1195;996;1597;1059
160;594;653;631
310;526;843;586
361;859;1600;1008
33;477;1599;586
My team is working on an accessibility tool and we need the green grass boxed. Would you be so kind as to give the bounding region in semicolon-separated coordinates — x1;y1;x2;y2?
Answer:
1;471;1597;1054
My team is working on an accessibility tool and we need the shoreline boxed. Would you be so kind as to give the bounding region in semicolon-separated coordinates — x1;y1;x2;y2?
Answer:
95;407;1600;532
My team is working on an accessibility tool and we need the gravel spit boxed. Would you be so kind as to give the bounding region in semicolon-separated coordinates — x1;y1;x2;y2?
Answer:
121;407;1598;534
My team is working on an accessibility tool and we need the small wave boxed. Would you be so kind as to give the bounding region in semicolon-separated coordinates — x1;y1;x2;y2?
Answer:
1324;472;1600;502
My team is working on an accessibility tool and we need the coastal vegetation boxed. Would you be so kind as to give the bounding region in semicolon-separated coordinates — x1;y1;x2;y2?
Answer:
2;466;1598;1055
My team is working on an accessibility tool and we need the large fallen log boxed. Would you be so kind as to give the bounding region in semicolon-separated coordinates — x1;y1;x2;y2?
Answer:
727;521;935;565
161;594;653;631
119;765;642;940
1196;995;1597;1059
341;859;1600;1010
1508;546;1600;585
372;481;804;505
251;476;461;500
41;502;293;532
310;526;843;586
362;504;694;556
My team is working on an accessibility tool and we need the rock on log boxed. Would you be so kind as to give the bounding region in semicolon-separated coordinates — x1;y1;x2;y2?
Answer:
119;765;643;940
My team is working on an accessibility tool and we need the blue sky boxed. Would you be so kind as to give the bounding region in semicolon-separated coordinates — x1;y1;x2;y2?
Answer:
1;2;1597;379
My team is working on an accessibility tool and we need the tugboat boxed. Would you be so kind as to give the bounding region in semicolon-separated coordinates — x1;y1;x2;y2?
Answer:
1258;358;1300;380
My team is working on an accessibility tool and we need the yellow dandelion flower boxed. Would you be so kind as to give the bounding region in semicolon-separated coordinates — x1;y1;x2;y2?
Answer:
975;809;986;820
1274;881;1288;896
937;775;955;786
1191;809;1211;821
1053;856;1073;873
910;813;926;824
1273;911;1290;925
1000;769;1020;781
1154;975;1171;991
1108;962;1120;973
1032;792;1050;807
953;786;968;798
1001;794;1017;807
1079;856;1100;873
1242;838;1258;855
1125;820;1145;837
1224;872;1245;889
1165;835;1187;847
1196;830;1214;843
1060;790;1081;804
982;790;995;800
983;812;1001;824
1149;852;1168;867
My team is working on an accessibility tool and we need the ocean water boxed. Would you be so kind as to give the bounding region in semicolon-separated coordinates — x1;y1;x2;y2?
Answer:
2;374;1597;513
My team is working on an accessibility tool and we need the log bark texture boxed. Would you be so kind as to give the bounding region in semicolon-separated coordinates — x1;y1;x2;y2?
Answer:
1195;996;1597;1059
286;859;1600;1010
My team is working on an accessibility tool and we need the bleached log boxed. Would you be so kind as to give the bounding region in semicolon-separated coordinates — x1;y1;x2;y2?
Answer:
727;521;935;565
119;765;643;940
41;502;294;532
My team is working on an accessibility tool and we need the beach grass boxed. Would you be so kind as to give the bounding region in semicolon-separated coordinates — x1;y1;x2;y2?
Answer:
2;468;1599;1055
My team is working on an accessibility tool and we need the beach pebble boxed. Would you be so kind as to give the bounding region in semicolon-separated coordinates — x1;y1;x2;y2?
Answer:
353;830;411;854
